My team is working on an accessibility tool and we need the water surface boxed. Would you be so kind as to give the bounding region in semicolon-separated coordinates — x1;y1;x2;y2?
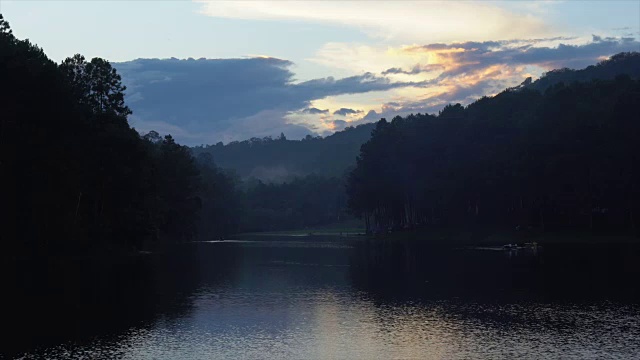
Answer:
5;238;640;359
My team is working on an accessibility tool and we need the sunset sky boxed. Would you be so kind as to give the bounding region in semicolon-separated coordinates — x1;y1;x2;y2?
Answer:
3;0;639;145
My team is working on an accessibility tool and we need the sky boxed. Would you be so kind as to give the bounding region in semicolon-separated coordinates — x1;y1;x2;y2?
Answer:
2;0;639;145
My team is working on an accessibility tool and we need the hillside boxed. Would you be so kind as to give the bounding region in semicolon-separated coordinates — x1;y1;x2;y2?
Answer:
526;52;640;92
193;52;640;181
192;122;375;180
348;76;640;235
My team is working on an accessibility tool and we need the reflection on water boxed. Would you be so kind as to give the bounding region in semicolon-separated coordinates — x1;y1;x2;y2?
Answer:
4;239;640;359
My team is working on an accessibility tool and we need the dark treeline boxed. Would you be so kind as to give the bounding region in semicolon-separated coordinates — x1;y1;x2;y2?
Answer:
1;15;202;252
0;13;351;250
525;52;640;92
4;11;640;248
347;55;640;237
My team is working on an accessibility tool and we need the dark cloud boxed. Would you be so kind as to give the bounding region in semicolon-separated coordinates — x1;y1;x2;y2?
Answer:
116;58;424;145
302;107;329;114
116;57;296;131
382;64;445;75
214;109;313;144
318;119;350;136
362;110;380;122
353;102;443;126
347;36;638;131
509;37;639;69
351;77;518;127
294;72;427;98
332;119;348;131
413;37;577;53
333;108;362;116
429;36;639;79
419;40;502;52
445;79;504;102
116;36;637;144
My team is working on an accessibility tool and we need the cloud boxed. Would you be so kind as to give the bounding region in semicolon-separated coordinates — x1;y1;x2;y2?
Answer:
345;36;639;127
382;64;445;75
301;107;329;114
331;119;348;130
362;110;380;122
196;1;552;43
311;37;579;78
117;35;638;144
117;57;295;125
216;110;313;144
116;57;422;145
407;36;640;79
317;119;350;135
506;36;639;68
295;72;428;97
413;37;576;52
333;108;362;116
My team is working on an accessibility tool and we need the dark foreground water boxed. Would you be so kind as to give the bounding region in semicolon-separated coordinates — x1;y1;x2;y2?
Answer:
4;238;640;359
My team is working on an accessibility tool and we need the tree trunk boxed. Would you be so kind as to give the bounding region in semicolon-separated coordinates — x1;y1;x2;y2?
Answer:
74;191;82;225
629;196;635;232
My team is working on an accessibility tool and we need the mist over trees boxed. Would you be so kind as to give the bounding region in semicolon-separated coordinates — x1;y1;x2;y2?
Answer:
192;123;375;180
194;156;351;236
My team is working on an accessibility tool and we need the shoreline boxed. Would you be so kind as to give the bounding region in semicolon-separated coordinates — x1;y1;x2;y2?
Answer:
233;228;640;246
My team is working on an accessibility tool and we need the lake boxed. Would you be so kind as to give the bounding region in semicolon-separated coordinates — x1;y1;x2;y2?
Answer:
4;237;640;359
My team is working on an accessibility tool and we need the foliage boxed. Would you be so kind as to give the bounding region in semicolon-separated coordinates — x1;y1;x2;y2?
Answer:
526;52;640;92
347;76;640;237
193;162;352;236
3;12;639;247
241;175;349;232
0;16;201;253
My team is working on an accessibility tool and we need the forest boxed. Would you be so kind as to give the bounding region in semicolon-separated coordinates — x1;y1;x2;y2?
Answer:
196;52;640;181
347;53;640;238
1;15;204;253
197;51;640;240
3;10;640;253
0;14;350;253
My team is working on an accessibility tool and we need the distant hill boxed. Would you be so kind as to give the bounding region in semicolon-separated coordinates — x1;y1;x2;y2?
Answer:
526;52;640;92
193;52;640;180
192;122;375;180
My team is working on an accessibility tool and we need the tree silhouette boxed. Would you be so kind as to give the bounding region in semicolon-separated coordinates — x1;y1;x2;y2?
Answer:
347;75;640;238
1;14;205;253
60;54;131;118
